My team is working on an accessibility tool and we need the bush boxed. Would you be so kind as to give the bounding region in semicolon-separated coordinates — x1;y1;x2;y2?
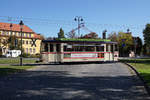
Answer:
22;53;31;58
22;53;41;58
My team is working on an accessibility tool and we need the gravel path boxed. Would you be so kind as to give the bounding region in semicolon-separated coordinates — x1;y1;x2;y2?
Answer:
0;62;149;100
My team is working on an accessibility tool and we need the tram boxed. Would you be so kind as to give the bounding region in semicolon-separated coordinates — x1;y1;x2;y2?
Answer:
41;38;119;63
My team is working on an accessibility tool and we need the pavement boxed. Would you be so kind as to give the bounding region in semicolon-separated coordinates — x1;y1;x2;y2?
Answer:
0;62;150;100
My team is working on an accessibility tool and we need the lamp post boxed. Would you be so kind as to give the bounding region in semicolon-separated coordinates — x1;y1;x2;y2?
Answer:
10;23;13;57
134;37;137;57
134;37;137;66
19;20;24;66
74;16;83;38
10;23;13;36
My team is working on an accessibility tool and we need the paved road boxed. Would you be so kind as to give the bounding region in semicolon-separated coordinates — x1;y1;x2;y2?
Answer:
0;62;150;100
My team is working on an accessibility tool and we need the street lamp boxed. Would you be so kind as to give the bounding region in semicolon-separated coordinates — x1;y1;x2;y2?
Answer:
10;23;13;36
134;37;137;57
134;37;137;66
10;23;13;57
74;16;84;38
19;20;24;66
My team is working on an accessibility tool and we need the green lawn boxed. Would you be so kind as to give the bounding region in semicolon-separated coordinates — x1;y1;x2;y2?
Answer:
120;58;150;85
0;65;33;76
0;58;37;64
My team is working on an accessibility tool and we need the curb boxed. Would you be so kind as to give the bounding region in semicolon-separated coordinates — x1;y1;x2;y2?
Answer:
123;62;150;96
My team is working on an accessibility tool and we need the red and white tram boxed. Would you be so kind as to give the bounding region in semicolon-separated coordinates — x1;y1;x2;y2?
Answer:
41;38;119;63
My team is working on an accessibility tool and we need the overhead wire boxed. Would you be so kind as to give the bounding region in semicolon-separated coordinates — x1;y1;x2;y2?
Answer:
0;15;146;36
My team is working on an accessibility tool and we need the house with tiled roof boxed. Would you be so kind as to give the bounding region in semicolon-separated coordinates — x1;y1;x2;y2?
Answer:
0;22;42;55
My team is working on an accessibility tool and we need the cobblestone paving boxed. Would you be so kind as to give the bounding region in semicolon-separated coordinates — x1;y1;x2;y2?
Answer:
0;62;150;100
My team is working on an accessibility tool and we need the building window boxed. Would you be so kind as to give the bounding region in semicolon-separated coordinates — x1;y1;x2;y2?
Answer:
6;31;9;35
18;32;21;36
33;48;36;53
30;41;32;44
26;48;28;53
2;31;5;35
29;34;31;38
30;48;32;53
26;40;28;44
9;31;12;35
25;33;28;37
22;33;24;37
22;40;25;44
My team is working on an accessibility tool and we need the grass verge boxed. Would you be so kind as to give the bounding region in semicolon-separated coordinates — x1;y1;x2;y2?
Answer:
0;65;33;76
0;58;36;64
120;58;150;86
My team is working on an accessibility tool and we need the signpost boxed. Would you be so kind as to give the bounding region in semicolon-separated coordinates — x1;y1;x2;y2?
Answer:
121;39;126;57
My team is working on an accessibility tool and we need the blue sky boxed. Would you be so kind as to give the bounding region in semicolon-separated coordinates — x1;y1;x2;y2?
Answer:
1;0;150;40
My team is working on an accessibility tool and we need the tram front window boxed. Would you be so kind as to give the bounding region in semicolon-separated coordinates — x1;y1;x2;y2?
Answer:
50;44;54;52
44;43;48;52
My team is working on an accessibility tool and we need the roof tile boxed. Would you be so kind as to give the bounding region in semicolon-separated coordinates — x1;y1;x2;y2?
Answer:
0;22;34;33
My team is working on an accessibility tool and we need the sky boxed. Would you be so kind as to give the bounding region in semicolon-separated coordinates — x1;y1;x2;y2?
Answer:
1;0;150;41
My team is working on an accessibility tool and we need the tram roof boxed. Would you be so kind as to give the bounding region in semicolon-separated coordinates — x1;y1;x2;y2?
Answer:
42;38;117;44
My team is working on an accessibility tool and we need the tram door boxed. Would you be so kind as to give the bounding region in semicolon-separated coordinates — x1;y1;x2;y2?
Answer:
55;44;61;62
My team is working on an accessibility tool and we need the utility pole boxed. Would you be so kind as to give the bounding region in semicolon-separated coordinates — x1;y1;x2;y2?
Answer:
74;16;83;38
134;37;137;66
19;20;24;66
10;23;13;57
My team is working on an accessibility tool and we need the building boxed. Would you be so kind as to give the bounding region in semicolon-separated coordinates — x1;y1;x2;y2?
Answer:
0;22;42;55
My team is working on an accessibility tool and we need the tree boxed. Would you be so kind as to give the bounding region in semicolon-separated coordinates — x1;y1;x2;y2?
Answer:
143;24;150;54
118;32;133;56
82;32;98;39
0;38;9;56
66;31;77;38
133;37;142;56
108;32;117;42
108;32;133;57
8;35;21;50
58;28;65;38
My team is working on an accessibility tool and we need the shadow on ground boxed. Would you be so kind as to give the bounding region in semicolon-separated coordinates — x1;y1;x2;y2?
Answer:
0;68;24;76
24;61;117;66
0;69;149;100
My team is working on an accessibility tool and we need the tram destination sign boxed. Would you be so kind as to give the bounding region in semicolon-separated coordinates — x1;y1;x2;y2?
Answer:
71;53;98;58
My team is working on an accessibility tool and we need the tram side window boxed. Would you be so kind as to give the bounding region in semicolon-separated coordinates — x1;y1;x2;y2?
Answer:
111;45;113;52
64;46;67;51
85;46;94;51
63;45;73;52
115;45;118;51
50;44;54;52
96;46;104;52
56;44;61;52
44;43;48;52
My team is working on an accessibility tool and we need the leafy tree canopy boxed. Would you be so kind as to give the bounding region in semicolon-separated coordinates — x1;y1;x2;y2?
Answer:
143;24;150;46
